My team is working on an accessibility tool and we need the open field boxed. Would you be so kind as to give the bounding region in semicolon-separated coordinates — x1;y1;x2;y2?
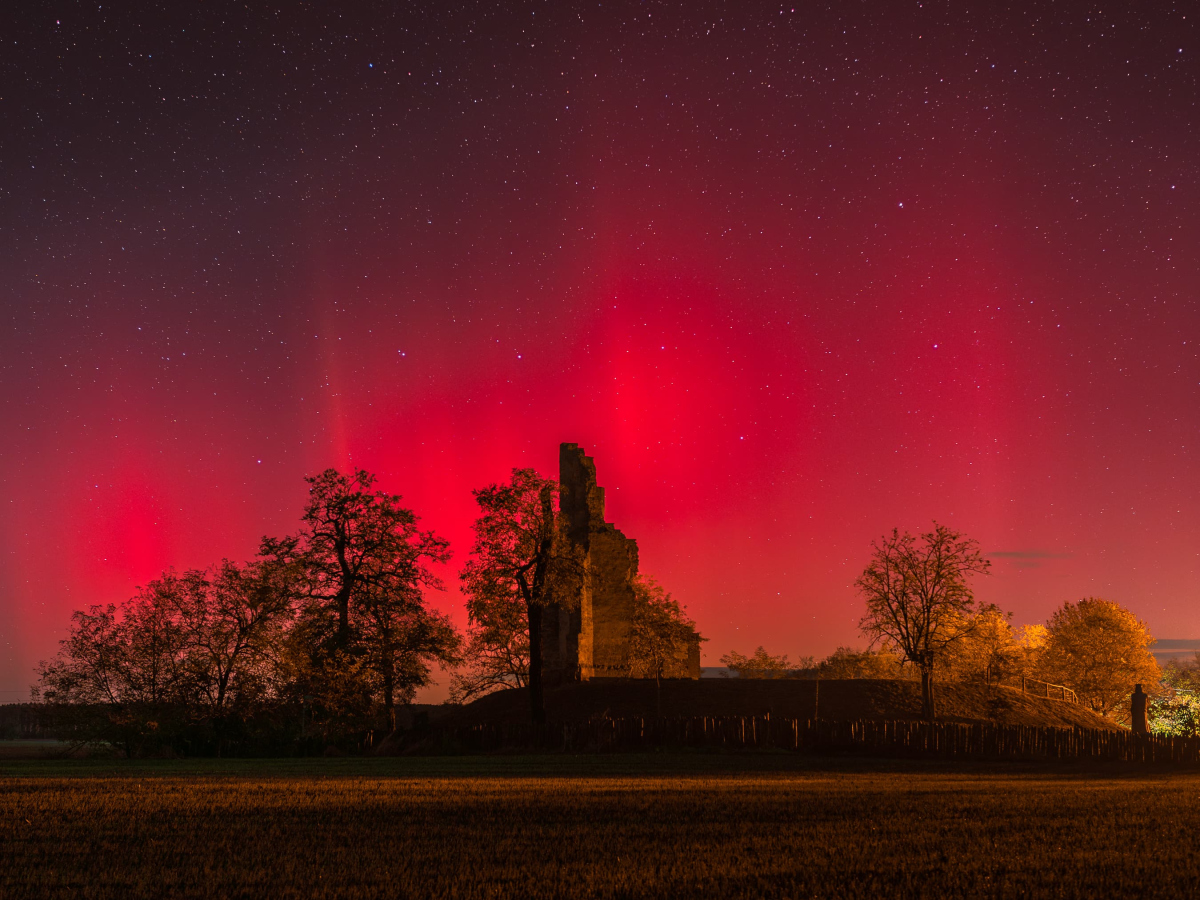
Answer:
4;756;1200;898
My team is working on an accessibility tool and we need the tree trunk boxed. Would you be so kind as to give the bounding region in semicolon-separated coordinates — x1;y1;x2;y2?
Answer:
382;652;396;733
336;588;351;647
335;537;353;647
920;666;936;720
527;603;545;725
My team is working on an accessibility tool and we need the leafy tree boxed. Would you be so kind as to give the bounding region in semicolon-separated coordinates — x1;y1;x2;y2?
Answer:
624;575;703;715
35;576;195;755
34;603;146;755
35;604;128;707
266;469;447;651
1161;654;1200;693
174;560;297;719
1015;623;1048;676
814;646;907;679
36;468;456;753
265;468;453;734
118;576;193;706
1036;597;1160;720
720;646;792;679
939;604;1023;683
449;598;529;703
357;581;460;730
459;468;574;724
856;523;991;719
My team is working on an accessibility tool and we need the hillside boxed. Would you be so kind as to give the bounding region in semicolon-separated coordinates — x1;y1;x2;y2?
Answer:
437;678;1121;731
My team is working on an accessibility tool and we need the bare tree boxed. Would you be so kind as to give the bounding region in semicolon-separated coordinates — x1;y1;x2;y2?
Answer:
856;523;990;719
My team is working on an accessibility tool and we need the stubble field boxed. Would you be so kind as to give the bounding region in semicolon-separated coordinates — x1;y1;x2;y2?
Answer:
2;755;1199;899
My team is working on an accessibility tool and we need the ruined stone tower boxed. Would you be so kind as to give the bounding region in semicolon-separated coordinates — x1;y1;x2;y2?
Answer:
541;442;701;683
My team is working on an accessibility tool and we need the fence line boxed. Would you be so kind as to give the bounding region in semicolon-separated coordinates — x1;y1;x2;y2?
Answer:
977;673;1078;704
415;715;1200;762
1012;676;1079;704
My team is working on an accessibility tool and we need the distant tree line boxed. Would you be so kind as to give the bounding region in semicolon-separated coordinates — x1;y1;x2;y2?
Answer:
719;645;909;681
721;523;1162;724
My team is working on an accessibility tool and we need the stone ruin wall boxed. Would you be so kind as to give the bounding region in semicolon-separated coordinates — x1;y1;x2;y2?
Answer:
542;442;701;684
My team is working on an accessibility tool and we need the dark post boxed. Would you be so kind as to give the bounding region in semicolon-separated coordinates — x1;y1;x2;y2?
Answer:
1131;684;1149;735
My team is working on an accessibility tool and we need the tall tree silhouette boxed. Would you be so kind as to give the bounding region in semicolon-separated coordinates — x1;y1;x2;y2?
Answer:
460;468;572;725
263;468;452;731
37;469;455;752
263;469;449;651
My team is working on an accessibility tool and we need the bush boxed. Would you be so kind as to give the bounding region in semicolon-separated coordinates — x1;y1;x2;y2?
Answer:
1149;691;1200;737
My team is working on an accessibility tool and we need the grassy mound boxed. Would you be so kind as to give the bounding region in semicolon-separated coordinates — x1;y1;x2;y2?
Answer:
438;678;1120;731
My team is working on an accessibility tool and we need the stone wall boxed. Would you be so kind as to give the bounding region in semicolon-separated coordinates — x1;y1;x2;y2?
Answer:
543;442;701;683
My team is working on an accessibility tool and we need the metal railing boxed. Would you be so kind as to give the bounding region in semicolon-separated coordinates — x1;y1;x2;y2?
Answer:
1018;676;1078;704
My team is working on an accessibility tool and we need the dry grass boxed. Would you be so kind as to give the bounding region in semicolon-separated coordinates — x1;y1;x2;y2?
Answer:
3;756;1197;898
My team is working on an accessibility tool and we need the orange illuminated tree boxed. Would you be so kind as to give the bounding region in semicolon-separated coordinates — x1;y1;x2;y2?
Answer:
1037;597;1160;720
719;647;792;679
856;523;990;719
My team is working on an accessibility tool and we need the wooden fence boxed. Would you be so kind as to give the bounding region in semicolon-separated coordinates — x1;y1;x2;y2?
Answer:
416;715;1200;763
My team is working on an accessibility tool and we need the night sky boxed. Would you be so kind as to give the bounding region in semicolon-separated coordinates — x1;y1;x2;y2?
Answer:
3;1;1198;702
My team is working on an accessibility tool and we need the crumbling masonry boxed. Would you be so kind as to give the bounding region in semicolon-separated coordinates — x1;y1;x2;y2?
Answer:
541;443;702;684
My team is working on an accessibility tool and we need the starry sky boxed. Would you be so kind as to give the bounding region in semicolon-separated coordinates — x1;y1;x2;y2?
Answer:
3;1;1198;702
